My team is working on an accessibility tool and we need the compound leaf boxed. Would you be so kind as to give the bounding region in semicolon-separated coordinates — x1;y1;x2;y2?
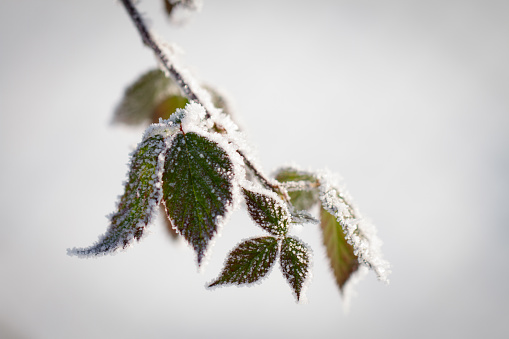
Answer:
243;188;290;236
209;237;278;287
320;207;359;291
162;132;235;265
68;135;166;256
280;236;311;301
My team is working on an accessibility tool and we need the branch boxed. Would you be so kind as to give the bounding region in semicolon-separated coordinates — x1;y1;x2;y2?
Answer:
120;0;203;108
119;0;285;197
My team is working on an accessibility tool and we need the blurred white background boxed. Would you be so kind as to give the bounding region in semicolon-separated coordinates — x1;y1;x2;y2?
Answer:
1;0;508;338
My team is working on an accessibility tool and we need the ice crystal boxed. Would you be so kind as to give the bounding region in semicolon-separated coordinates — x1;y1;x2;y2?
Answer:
280;236;311;301
68;135;167;257
273;165;391;290
318;175;391;283
70;0;392;303
162;131;236;265
209;236;279;287
243;187;291;237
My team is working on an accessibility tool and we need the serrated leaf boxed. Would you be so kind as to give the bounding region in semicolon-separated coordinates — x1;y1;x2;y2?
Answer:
320;207;359;291
113;69;182;126
274;167;319;211
280;236;311;301
69;135;166;256
243;188;290;236
209;237;278;287
162;132;235;264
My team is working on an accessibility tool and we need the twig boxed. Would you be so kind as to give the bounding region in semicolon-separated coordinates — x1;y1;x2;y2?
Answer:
120;0;202;107
119;0;284;196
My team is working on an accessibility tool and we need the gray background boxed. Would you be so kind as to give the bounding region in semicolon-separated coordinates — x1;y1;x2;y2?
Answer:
1;0;508;338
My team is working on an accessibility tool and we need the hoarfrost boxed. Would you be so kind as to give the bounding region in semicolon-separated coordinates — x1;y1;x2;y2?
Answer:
317;172;391;283
272;165;390;286
142;118;179;140
280;236;313;302
208;236;279;288
242;182;292;236
178;103;246;213
160;104;246;266
68;135;167;257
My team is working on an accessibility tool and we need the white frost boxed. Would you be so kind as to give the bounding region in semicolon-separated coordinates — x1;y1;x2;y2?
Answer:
317;170;391;283
67;135;168;258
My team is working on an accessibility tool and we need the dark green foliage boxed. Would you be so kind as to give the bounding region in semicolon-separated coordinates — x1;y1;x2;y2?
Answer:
162;132;235;264
209;237;279;287
69;135;166;256
243;188;290;236
280;237;311;301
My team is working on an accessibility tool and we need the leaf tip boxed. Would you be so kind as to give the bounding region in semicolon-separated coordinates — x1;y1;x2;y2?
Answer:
207;280;220;289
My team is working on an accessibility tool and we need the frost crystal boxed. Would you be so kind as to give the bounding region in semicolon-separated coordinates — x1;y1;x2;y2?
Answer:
242;186;291;237
209;236;279;287
280;236;311;301
162;128;237;265
318;175;391;283
68;135;167;257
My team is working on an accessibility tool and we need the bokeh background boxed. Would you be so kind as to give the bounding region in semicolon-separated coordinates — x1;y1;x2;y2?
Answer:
1;0;508;338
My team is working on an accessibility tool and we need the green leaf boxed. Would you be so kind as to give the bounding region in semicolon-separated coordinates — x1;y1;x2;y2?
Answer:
280;236;311;301
209;237;279;287
153;95;189;122
320;207;359;291
113;69;183;126
162;132;235;264
68;135;166;256
319;185;391;283
274;167;319;211
243;188;290;236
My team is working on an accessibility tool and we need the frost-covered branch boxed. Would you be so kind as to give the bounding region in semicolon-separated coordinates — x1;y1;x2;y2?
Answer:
120;0;203;107
120;0;281;196
69;1;390;303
